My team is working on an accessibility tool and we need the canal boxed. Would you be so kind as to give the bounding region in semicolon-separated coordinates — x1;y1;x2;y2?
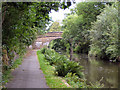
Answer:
72;53;119;88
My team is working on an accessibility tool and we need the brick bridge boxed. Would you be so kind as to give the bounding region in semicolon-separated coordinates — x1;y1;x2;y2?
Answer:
32;32;63;49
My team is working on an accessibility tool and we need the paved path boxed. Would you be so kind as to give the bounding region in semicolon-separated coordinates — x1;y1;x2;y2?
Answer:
6;50;49;88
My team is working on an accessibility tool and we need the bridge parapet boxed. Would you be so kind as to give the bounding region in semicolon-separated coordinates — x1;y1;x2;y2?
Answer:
32;32;63;49
38;32;63;38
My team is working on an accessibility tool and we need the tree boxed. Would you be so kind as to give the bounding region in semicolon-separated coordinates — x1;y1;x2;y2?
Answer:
49;21;61;32
62;14;81;60
89;2;119;61
62;2;107;54
2;2;72;66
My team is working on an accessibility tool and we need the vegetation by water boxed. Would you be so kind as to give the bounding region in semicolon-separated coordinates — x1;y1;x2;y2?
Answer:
37;50;70;88
89;2;119;60
49;2;120;62
2;1;119;89
37;48;104;88
48;2;119;87
40;48;84;78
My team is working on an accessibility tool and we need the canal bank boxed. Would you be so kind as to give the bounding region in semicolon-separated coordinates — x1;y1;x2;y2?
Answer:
67;53;119;88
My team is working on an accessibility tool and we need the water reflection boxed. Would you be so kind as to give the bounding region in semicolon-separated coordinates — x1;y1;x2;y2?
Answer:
72;54;118;88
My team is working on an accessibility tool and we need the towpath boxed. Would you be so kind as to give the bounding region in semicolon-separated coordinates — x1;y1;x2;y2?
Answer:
6;50;49;88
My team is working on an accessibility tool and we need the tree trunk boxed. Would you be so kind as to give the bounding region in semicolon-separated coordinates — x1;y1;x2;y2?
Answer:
32;42;35;49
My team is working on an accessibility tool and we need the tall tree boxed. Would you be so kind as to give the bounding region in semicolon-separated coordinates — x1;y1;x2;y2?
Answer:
62;14;81;60
89;2;119;61
2;2;72;66
62;2;107;54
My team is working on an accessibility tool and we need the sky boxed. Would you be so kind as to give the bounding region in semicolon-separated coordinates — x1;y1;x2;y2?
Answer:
48;0;84;27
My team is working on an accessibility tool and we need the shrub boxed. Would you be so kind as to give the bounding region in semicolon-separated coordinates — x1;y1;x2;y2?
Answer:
74;45;81;53
40;48;47;54
40;48;84;78
55;60;84;78
49;39;66;51
41;48;68;66
65;73;87;88
44;48;61;65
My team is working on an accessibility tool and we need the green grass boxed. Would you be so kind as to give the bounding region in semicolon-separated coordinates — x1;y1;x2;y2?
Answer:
2;56;23;86
37;50;71;88
12;56;23;69
2;69;12;86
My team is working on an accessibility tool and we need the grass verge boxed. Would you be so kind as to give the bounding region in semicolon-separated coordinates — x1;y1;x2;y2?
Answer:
37;50;71;88
2;56;23;87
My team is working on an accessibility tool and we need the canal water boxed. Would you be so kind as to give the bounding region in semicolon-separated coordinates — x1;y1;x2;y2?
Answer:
72;53;119;88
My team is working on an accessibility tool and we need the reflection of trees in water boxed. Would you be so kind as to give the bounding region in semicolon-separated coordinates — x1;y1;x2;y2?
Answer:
72;54;118;88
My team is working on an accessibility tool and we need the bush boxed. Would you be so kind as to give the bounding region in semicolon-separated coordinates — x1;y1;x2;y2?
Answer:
49;39;66;51
39;48;104;88
55;60;84;78
44;53;60;65
42;48;68;65
40;48;47;54
65;72;104;88
40;48;84;78
43;48;62;65
74;45;81;53
55;61;83;78
65;73;87;88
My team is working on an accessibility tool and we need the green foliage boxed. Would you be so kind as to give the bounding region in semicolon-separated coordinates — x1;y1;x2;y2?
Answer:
39;48;105;88
89;2;119;60
42;48;67;65
37;51;69;88
62;2;106;54
41;48;84;78
89;77;104;88
74;45;81;53
65;72;104;88
40;47;47;54
2;56;23;86
2;2;72;66
62;2;119;60
49;39;66;51
55;60;84;78
2;69;12;86
65;73;87;88
49;21;61;32
74;43;90;54
11;57;23;69
76;2;105;30
62;14;81;40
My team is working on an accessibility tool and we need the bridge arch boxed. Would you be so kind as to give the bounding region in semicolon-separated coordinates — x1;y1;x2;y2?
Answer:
32;32;63;49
